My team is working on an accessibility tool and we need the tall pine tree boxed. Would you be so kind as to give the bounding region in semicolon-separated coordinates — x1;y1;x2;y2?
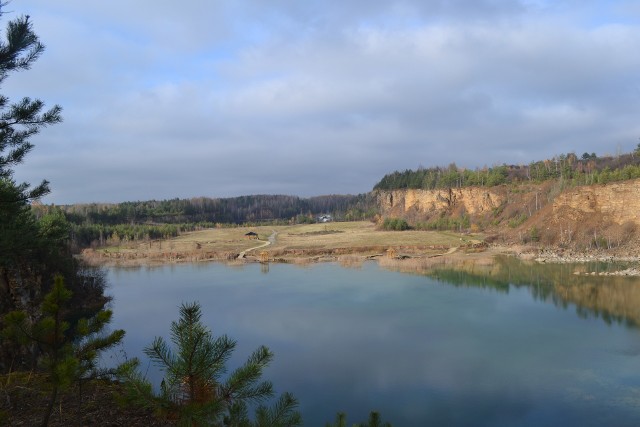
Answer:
0;5;109;373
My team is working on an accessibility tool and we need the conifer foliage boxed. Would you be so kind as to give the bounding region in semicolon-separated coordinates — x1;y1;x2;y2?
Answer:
118;301;302;426
0;4;113;376
0;10;62;201
0;5;62;279
2;275;125;426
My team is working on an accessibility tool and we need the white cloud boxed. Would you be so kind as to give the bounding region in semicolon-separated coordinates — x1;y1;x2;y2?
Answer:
5;0;640;203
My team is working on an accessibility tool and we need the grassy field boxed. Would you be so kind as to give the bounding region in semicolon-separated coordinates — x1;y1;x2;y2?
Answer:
270;221;470;251
85;221;482;266
162;221;473;254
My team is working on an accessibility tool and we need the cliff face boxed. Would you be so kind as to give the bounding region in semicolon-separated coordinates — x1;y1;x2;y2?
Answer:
377;178;640;232
377;187;507;219
551;180;640;225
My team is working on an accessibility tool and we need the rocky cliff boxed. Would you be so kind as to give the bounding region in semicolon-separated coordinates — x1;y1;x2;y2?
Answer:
377;187;507;219
551;179;640;225
377;179;640;247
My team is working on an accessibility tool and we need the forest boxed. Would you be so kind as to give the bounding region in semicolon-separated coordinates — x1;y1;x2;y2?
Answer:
373;150;640;191
45;193;377;225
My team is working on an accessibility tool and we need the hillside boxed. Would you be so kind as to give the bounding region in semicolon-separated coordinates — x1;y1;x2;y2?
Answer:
372;148;640;254
376;178;640;253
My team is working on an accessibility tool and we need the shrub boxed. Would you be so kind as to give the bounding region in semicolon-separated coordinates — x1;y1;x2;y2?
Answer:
381;218;410;231
529;226;540;242
508;213;528;228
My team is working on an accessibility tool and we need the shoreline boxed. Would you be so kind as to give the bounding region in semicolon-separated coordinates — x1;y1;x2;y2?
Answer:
79;242;640;275
510;245;640;263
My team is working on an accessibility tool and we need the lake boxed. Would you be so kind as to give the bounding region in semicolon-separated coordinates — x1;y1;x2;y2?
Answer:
106;257;640;426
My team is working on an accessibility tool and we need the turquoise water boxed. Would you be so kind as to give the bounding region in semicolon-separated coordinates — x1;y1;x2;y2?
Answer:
106;261;640;426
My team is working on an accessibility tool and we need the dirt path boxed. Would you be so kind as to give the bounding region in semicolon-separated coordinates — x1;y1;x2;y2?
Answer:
427;245;460;258
237;230;277;259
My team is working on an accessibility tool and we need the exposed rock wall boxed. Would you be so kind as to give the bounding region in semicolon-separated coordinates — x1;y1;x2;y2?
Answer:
377;178;640;227
377;187;506;219
551;179;640;225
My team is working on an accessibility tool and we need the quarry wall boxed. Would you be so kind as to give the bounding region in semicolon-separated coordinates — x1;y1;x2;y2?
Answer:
377;179;640;226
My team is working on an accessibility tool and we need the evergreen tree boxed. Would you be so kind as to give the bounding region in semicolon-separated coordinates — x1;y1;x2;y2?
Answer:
0;4;62;336
2;275;125;426
0;6;62;273
117;301;301;426
0;6;110;375
0;12;62;202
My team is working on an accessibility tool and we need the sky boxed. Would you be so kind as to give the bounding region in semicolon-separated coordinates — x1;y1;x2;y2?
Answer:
5;0;640;204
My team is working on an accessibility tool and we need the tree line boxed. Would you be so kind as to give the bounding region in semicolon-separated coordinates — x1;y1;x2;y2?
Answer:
373;149;640;191
43;193;377;225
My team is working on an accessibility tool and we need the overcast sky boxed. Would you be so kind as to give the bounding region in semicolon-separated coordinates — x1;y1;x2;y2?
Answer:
5;0;640;203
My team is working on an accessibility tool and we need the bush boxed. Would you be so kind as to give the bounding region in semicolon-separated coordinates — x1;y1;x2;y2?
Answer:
381;218;410;231
529;226;540;242
508;213;528;228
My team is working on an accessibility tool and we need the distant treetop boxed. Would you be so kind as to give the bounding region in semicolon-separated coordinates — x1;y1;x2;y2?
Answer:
373;150;640;191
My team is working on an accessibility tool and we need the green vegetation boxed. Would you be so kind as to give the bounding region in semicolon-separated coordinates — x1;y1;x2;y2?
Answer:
508;213;528;228
0;9;131;425
374;151;640;191
529;226;540;243
0;9;110;379
40;193;377;227
69;221;186;248
381;217;410;231
380;214;474;234
117;302;301;426
415;214;471;232
3;276;124;426
326;411;393;427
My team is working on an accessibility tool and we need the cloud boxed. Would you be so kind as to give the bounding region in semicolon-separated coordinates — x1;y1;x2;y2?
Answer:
5;0;640;203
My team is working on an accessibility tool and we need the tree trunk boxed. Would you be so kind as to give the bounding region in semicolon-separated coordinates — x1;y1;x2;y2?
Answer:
41;385;58;427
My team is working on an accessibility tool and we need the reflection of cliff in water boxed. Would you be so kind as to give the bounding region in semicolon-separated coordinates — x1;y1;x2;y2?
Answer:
382;255;640;328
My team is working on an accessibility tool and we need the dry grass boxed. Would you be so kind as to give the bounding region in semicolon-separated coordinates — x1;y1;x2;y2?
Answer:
84;226;272;265
0;373;174;426
271;222;467;251
81;222;478;267
164;226;271;251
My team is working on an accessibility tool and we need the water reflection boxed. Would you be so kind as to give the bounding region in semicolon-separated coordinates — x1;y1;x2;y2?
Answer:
380;255;640;329
107;260;640;426
260;263;270;274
